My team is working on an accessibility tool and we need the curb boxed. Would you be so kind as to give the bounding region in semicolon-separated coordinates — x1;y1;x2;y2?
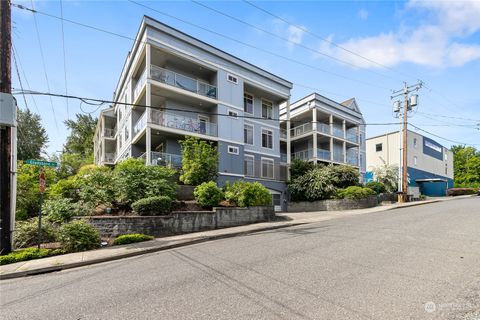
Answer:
0;221;306;281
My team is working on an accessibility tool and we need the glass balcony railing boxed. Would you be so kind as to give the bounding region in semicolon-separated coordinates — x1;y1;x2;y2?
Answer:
133;68;147;101
104;153;116;163
103;128;116;138
317;149;331;161
292;149;312;160
150;110;218;137
133;112;147;137
333;126;344;139
317;123;330;134
291;123;313;137
346;156;359;166
280;153;288;163
139;152;182;168
151;65;217;99
333;152;344;163
346;131;358;143
280;129;287;139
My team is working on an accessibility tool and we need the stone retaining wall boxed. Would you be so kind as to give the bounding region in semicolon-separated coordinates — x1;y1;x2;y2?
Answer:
287;196;378;212
80;206;275;238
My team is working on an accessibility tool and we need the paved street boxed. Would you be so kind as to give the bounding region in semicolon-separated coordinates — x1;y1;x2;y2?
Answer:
1;197;479;320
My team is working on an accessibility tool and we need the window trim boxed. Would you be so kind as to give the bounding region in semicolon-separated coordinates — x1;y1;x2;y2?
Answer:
244;154;255;177
227;73;238;84
228;145;239;155
244;124;254;145
244;92;254;115
261;98;274;120
261;128;274;149
261;157;275;179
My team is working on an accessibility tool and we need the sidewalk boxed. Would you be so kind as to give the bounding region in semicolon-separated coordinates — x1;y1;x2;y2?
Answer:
0;195;473;280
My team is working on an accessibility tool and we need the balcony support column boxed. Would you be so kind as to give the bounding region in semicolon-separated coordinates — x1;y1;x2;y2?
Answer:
286;98;291;180
330;137;333;161
146;127;152;165
343;141;347;163
329;114;333;136
312;107;317;162
342;119;346;140
146;43;151;78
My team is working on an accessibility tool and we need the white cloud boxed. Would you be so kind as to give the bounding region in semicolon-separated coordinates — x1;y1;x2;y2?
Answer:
286;25;307;51
316;0;480;68
358;9;369;21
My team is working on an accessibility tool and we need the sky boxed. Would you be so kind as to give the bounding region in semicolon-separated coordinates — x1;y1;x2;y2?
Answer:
11;0;480;155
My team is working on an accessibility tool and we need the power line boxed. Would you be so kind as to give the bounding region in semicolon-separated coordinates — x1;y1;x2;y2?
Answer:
417;111;480;123
29;0;59;131
59;0;69;120
409;123;479;146
11;43;40;114
11;45;29;111
191;0;400;83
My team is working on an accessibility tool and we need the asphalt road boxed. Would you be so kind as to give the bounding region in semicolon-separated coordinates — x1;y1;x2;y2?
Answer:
1;197;479;320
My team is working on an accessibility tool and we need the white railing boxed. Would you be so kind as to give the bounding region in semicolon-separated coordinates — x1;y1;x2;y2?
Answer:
104;128;116;138
133;68;147;101
150;109;217;137
291;122;313;137
133;112;147;137
150;65;217;99
104;153;116;163
317;149;331;161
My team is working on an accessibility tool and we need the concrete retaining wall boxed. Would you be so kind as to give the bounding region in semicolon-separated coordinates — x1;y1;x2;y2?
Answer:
81;206;275;238
287;196;378;212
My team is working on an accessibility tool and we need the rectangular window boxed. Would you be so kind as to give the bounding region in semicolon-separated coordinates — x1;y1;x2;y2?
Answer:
244;93;253;114
244;156;254;177
413;138;417;148
261;129;273;149
244;124;254;145
414;156;418;166
262;100;273;119
228;110;238;118
261;158;274;179
376;143;382;152
227;74;238;84
228;146;239;155
272;194;281;206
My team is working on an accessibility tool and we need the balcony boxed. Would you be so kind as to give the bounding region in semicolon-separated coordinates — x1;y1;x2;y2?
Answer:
133;68;147;101
317;123;330;135
280;129;287;140
292;149;312;161
346;131;358;143
317;149;331;161
291;123;313;138
151;65;217;99
280;153;287;163
103;128;116;138
332;126;344;139
140;152;182;168
150;110;217;137
333;152;344;163
104;153;116;163
346;156;359;166
244;159;287;181
133;112;147;137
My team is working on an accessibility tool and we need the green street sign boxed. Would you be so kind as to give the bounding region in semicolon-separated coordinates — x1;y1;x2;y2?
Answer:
25;159;58;167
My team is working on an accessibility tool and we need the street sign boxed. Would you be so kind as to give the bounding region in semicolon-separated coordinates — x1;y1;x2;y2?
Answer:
25;159;57;167
39;171;46;194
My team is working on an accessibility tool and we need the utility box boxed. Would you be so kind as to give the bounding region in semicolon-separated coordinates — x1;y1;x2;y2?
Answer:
0;92;16;127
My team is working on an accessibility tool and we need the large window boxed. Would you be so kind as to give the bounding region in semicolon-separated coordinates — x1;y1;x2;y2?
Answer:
262;100;273;119
261;158;274;179
261;129;273;149
244;124;254;145
244;155;254;177
244;93;253;114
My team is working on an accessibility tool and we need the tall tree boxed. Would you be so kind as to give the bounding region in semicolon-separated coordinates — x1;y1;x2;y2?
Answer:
451;145;480;187
16;108;49;160
64;114;97;157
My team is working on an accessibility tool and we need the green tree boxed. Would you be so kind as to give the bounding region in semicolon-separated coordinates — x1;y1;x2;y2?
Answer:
289;159;315;180
451;145;480;187
16;108;49;160
179;137;218;186
64;114;97;157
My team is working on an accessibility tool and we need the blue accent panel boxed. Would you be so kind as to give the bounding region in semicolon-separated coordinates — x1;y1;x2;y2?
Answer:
365;171;374;183
407;166;453;197
422;136;443;161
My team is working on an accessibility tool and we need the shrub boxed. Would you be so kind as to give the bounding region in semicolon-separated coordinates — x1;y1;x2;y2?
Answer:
289;159;315;180
48;177;79;201
57;220;100;252
14;218;57;249
329;165;360;188
179;137;218;186
75;165;117;207
114;158;177;205
194;181;224;207
335;186;376;200
224;181;272;207
447;188;479;196
0;248;51;265
43;198;75;223
365;181;386;194
131;196;173;215
113;234;154;246
371;160;399;193
288;166;338;201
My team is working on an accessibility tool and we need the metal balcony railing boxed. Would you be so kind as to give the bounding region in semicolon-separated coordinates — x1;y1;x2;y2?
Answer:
292;149;313;161
244;159;287;181
104;153;116;163
103;128;116;138
291;122;313;137
140;152;182;168
280;153;288;163
151;65;217;99
150;110;218;137
280;129;287;140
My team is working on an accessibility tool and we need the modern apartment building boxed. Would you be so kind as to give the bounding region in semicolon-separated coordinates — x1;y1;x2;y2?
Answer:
366;130;454;197
280;93;367;180
93;16;292;210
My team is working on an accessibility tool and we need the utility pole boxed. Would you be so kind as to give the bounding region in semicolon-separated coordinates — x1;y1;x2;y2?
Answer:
391;81;422;203
0;0;13;254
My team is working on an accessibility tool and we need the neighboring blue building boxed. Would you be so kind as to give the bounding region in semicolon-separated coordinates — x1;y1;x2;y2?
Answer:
366;130;454;197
